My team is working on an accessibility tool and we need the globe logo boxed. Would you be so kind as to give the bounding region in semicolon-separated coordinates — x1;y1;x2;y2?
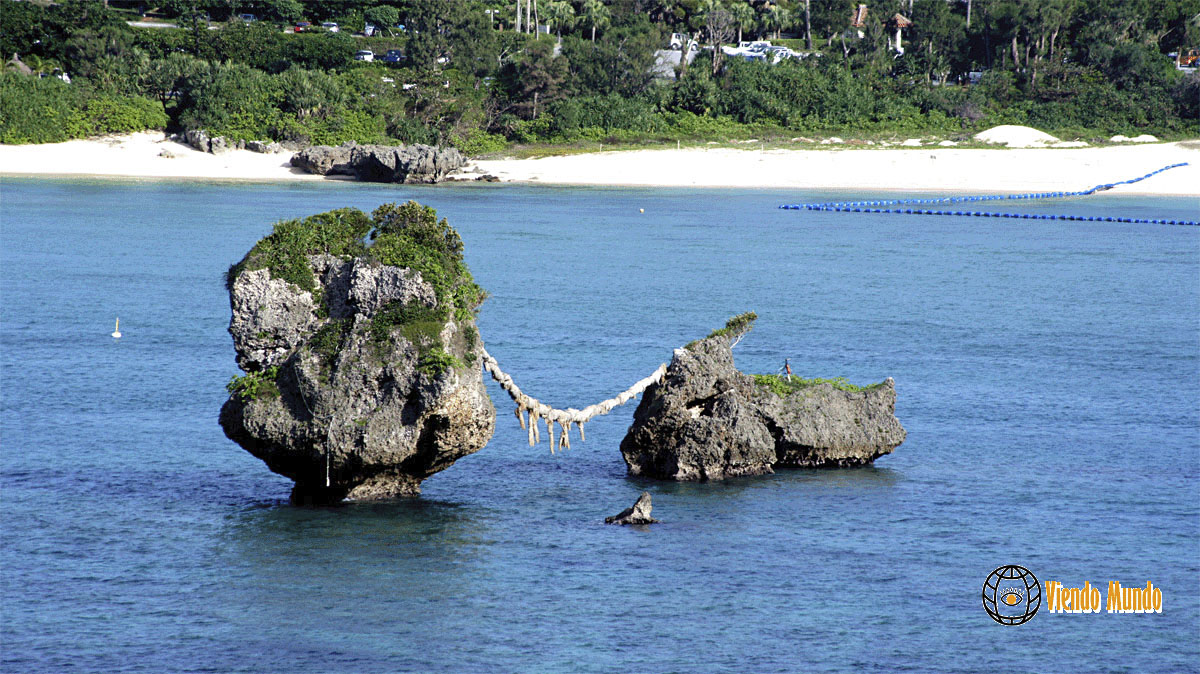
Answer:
982;565;1041;625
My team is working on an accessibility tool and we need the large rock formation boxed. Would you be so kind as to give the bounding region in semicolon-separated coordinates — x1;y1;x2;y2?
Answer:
220;203;494;503
291;142;466;183
619;315;905;481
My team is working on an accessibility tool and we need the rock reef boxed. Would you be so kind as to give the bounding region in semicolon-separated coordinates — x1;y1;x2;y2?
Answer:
219;203;494;503
619;315;905;481
605;492;659;525
291;142;466;183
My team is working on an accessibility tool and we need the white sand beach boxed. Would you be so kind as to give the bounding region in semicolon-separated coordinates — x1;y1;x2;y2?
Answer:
473;142;1200;196
0;131;328;182
1;130;1197;196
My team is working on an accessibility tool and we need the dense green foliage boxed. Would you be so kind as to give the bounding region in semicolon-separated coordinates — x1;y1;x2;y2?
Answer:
2;0;1197;147
0;72;168;143
368;201;487;320
752;373;885;395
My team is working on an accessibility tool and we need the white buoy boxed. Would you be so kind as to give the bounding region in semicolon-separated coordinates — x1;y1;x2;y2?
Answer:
112;318;122;339
639;208;644;213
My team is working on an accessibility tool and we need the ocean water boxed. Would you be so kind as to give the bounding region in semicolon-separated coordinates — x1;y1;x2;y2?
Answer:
1;177;1197;673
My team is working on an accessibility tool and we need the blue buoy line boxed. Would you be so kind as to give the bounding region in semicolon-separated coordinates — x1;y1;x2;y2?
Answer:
779;163;1198;226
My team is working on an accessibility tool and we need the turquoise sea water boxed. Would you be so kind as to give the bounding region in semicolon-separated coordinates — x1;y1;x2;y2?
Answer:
1;177;1197;672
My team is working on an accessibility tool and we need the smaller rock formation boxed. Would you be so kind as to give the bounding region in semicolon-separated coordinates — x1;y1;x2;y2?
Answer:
183;129;215;153
181;129;258;154
605;492;659;525
246;140;283;154
619;314;906;481
291;142;466;183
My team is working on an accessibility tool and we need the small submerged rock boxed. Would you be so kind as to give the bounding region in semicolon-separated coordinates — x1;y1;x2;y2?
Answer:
605;492;659;525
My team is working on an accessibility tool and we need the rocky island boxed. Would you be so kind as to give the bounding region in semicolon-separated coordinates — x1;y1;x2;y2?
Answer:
219;202;494;504
619;313;906;481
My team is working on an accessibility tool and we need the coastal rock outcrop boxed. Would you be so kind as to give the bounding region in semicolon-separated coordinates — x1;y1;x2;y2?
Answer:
246;140;284;154
219;202;494;503
290;142;466;183
182;129;271;154
605;492;659;525
290;142;356;175
619;314;905;481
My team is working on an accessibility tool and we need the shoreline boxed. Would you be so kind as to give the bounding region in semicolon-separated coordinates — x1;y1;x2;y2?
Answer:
1;131;1197;196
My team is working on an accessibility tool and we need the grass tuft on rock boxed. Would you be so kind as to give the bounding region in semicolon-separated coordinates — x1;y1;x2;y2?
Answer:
685;311;758;350
226;202;486;321
369;300;465;377
309;318;351;371
753;374;885;396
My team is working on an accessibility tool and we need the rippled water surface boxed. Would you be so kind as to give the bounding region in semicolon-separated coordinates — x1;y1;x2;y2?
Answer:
2;178;1198;672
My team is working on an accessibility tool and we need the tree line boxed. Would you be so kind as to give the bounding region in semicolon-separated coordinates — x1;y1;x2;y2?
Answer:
1;0;1197;149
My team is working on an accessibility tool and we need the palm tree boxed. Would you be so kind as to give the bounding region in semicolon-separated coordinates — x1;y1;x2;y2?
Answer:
581;0;610;41
544;0;575;38
803;0;811;49
729;1;754;43
760;4;790;40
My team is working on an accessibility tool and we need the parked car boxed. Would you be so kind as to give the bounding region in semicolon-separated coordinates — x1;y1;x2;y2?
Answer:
354;50;374;62
382;49;404;63
321;22;339;32
294;21;311;32
238;13;256;22
363;22;377;36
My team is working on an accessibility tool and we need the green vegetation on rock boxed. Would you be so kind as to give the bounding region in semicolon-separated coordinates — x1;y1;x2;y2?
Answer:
309;317;350;371
227;201;483;380
367;201;487;320
707;311;758;340
686;311;758;350
226;207;371;295
226;366;280;401
753;374;885;396
368;301;467;378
